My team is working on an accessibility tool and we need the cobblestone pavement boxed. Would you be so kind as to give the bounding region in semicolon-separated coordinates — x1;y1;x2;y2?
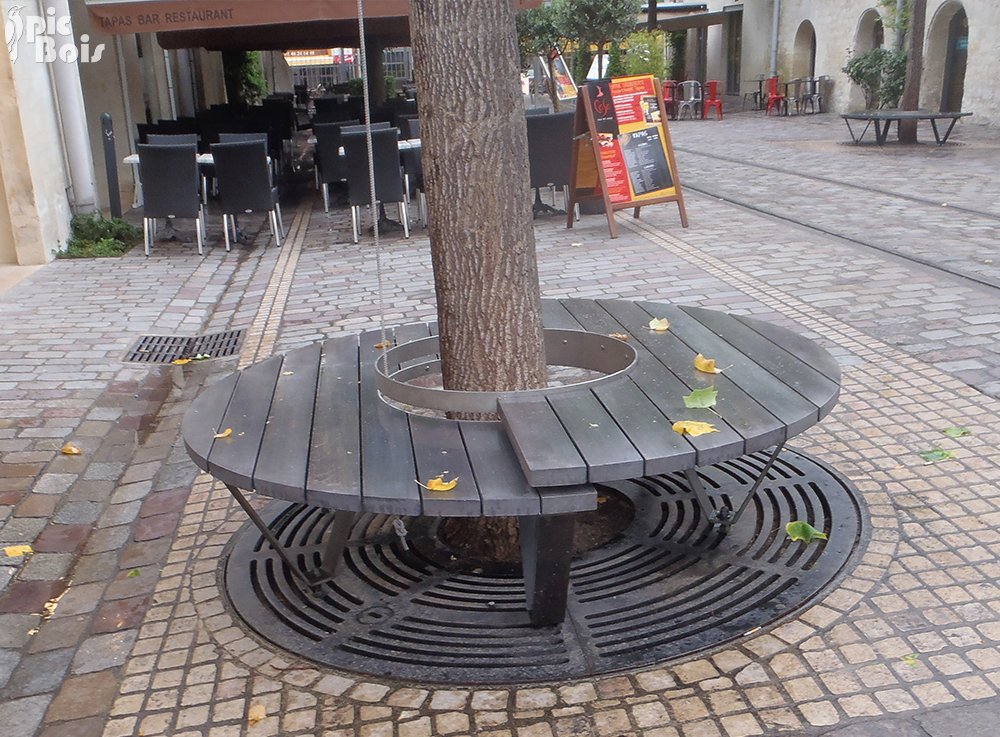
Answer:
0;113;999;737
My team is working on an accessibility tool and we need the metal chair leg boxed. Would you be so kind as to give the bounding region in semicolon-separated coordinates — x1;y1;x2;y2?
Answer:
275;204;285;237
399;202;409;239
195;215;204;255
323;183;330;213
269;210;281;248
222;214;231;252
143;218;151;256
351;205;359;244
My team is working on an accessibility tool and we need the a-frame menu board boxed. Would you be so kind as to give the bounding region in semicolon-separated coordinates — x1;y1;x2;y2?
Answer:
566;75;688;238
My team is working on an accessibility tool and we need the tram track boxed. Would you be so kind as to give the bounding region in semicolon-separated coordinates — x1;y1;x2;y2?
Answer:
674;145;1000;294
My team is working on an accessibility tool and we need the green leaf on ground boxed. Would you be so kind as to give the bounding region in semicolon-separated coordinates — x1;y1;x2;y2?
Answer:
918;448;955;464
126;568;141;578
785;520;828;543
683;387;718;409
901;653;919;667
941;426;971;438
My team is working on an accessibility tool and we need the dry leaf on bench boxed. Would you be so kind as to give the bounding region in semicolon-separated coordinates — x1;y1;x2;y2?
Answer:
648;318;670;332
672;420;718;437
374;340;392;350
608;333;629;341
417;475;458;492
694;353;724;374
213;428;233;439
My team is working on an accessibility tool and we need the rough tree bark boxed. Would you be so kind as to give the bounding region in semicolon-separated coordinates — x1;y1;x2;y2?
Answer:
410;0;548;559
898;0;927;143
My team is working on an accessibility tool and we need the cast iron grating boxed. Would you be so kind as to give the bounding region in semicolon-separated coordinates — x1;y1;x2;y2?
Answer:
125;330;244;364
223;449;867;684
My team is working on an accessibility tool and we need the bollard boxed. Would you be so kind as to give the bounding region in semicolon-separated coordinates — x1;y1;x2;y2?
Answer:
101;113;122;219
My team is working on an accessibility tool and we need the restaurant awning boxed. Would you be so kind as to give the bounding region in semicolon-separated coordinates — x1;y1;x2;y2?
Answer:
87;0;541;50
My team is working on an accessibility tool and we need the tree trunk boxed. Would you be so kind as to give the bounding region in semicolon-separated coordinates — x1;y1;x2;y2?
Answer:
898;0;927;143
647;0;658;32
547;54;560;111
410;0;547;555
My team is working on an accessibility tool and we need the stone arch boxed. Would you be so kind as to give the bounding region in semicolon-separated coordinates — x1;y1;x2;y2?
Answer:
791;20;817;79
848;9;886;109
925;1;968;111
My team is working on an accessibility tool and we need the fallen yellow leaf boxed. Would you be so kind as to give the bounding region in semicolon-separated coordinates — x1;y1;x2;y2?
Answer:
648;317;670;332
417;475;459;492
694;353;723;374
213;428;233;439
60;443;82;455
171;358;192;365
374;340;392;350
672;420;719;437
247;703;267;726
3;544;32;558
608;332;629;341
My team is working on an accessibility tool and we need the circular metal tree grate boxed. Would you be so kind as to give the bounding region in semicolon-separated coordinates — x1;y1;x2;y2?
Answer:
222;450;867;684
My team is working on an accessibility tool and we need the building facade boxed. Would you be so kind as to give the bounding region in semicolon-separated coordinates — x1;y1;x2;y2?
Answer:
696;0;995;121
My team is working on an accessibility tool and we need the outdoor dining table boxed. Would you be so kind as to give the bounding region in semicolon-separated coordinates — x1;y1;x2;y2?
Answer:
181;298;841;627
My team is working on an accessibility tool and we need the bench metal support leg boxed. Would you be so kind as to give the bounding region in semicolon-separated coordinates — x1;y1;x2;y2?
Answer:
683;442;786;531
315;511;356;582
225;483;318;589
519;514;575;627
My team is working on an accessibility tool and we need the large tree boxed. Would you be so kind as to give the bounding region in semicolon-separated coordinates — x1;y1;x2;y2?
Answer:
553;0;643;79
410;0;548;558
898;0;927;143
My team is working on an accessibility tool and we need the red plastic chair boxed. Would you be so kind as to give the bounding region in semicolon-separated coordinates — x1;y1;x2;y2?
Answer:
703;80;723;120
765;76;786;115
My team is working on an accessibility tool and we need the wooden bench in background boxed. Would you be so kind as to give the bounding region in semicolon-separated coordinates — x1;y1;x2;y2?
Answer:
841;110;973;145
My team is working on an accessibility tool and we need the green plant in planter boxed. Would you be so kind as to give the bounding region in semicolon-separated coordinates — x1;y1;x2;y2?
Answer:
57;213;142;259
345;77;365;96
842;48;907;109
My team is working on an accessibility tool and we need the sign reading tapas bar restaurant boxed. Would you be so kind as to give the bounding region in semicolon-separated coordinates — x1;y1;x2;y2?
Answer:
566;74;687;238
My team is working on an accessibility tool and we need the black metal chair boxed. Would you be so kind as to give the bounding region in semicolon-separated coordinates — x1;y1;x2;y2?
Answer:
313;120;359;212
342;128;408;243
210;141;283;251
526;111;575;217
525;106;549;116
136;143;205;256
145;134;209;202
398;114;420;140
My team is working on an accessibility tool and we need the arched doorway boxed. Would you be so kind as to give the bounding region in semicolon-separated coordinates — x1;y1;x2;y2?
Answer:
850;9;886;109
792;20;816;79
854;9;884;55
925;2;968;112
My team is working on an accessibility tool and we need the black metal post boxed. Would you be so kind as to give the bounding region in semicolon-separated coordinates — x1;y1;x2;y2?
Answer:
100;113;122;219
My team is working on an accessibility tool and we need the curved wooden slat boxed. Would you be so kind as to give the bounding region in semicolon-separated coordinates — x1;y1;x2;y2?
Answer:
182;372;239;473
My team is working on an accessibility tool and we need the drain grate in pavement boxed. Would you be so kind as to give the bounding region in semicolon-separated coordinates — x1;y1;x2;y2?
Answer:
223;449;867;684
125;330;244;364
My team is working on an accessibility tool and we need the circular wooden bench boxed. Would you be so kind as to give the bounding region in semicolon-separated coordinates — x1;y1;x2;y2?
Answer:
182;298;840;625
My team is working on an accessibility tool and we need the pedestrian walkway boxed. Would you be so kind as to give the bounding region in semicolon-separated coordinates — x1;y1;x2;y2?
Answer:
1;112;1000;737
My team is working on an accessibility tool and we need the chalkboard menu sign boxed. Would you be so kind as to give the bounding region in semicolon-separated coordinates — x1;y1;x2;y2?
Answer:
566;75;688;238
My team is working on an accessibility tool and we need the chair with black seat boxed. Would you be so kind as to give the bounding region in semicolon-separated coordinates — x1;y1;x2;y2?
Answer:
342;128;408;243
211;141;283;251
314;120;359;211
526;111;575;218
136;143;205;256
525;106;549;116
398;114;420;140
145;134;208;202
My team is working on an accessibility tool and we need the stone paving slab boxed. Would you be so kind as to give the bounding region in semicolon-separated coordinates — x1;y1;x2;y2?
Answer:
1;114;1000;736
